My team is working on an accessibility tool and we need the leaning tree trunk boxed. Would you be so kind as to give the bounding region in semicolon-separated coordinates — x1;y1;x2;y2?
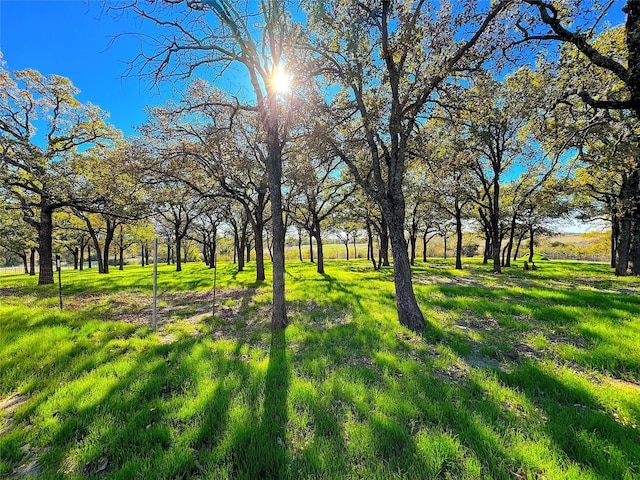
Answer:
505;212;518;268
37;205;55;285
385;206;425;332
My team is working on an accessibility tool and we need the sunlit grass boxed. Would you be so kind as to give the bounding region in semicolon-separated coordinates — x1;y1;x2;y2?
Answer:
1;258;639;478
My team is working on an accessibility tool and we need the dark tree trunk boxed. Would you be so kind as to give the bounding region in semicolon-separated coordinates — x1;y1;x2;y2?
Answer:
29;247;37;276
315;231;324;274
385;206;425;332
37;206;55;285
513;229;526;261
443;233;448;260
344;240;349;260
616;172;638;275
630;212;640;275
312;217;325;274
233;230;238;264
73;247;79;270
237;230;246;273
380;217;390;266
79;243;84;271
88;245;92;269
367;222;377;270
101;220;116;274
353;236;357;259
611;209;618;268
19;252;27;274
167;242;171;265
455;206;463;270
254;221;266;282
298;231;303;262
409;234;417;266
309;233;314;263
141;243;146;266
422;230;428;263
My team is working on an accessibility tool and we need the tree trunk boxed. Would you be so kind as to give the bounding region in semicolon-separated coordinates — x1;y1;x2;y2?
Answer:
422;230;428;263
298;231;303;262
616;172;638;275
88;245;92;269
385;207;425;332
176;234;182;272
37;206;55;285
19;252;27;274
309;233;314;263
29;247;37;276
505;212;517;268
73;247;79;270
380;217;390;266
353;236;357;259
237;231;246;272
611;209;618;268
102;221;116;274
254;223;266;281
410;234;417;266
79;242;84;271
443;233;448;259
630;212;640;275
312;218;325;274
344;241;349;260
141;242;146;266
455;207;463;270
514;229;526;261
265;110;287;330
315;231;324;275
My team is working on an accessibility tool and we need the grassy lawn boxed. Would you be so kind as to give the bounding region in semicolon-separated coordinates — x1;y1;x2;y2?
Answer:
1;258;639;479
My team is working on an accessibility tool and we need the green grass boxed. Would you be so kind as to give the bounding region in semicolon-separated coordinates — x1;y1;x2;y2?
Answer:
1;258;639;479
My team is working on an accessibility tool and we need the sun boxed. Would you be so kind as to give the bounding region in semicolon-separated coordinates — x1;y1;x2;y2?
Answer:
272;68;290;93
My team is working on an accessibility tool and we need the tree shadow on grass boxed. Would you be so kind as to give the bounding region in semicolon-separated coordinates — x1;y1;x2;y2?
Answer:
499;360;640;478
228;328;289;479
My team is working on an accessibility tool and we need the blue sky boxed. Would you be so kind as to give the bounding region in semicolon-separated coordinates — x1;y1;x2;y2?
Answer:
0;0;174;137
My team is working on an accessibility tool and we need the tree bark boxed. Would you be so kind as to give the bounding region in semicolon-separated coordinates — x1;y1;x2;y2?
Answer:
29;247;36;276
380;217;390;266
385;207;425;331
455;206;463;270
265;109;287;330
611;208;618;268
19;252;27;274
254;221;266;282
37;205;55;285
309;233;314;263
